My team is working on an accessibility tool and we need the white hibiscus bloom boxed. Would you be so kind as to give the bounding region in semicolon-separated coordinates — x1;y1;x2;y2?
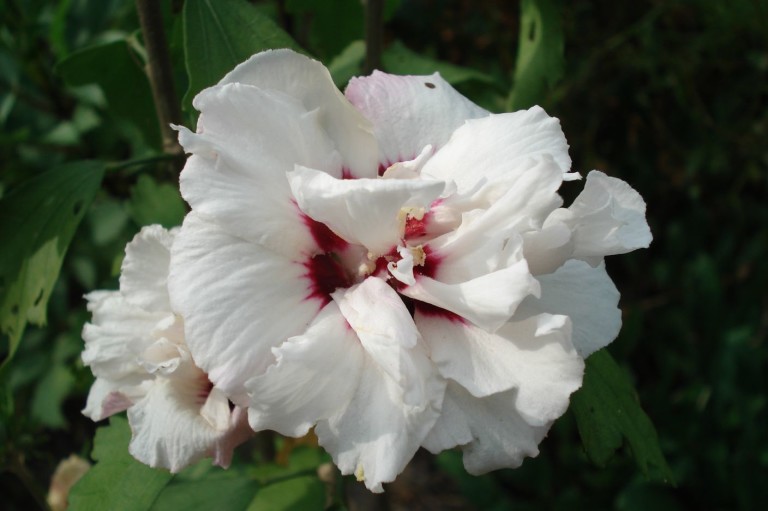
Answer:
169;49;651;491
81;225;252;472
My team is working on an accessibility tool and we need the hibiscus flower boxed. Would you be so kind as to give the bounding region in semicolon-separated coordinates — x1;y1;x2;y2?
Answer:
168;49;651;491
81;225;251;472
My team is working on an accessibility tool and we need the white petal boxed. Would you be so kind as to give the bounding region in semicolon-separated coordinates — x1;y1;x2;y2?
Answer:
423;382;550;475
521;215;574;275
168;213;321;402
246;302;363;437
127;372;243;473
345;71;488;167
416;312;584;419
567;170;652;258
314;351;444;493
288;166;444;255
219;49;378;178
517;259;622;357
82;377;146;421
81;291;168;380
332;277;423;402
421;107;572;193
119;225;175;311
315;277;445;492
177;82;344;257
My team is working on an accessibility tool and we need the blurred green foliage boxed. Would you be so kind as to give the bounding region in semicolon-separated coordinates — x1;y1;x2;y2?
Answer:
1;0;766;509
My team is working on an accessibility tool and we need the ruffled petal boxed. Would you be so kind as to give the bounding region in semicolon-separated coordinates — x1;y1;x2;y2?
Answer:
416;312;584;416
345;71;488;167
288;166;444;255
421;107;573;193
517;259;622;358
315;277;446;492
176;82;345;257
566;170;652;259
423;382;550;475
219;49;378;178
119;225;175;311
127;372;244;473
246;302;363;437
168;213;321;402
81;291;169;380
82;376;147;421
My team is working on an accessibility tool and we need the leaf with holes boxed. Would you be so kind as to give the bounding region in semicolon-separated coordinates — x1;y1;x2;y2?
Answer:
182;0;303;112
507;0;565;110
571;350;675;484
0;161;104;367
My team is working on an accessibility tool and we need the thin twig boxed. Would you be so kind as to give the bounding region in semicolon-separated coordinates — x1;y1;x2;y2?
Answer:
135;0;184;165
364;0;385;74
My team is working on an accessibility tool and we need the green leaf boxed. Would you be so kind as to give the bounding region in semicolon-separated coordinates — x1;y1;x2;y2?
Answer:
0;161;104;366
182;0;302;112
128;175;186;229
57;40;160;148
382;41;495;86
507;0;565;110
151;473;259;511
571;350;675;483
247;476;325;511
69;416;174;511
327;40;365;88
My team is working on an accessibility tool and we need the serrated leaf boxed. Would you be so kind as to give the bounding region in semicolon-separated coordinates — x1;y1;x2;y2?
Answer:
507;0;564;110
128;174;186;229
382;40;496;86
182;0;303;112
151;473;259;511
69;416;174;511
57;40;160;147
571;350;674;483
0;161;104;366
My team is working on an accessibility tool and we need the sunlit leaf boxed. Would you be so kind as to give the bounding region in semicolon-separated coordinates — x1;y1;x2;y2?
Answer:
571;350;675;483
69;416;174;511
0;161;104;367
328;40;365;88
182;0;302;112
507;0;564;110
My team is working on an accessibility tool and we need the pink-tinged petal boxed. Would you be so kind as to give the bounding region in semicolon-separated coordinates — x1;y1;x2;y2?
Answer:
246;302;363;437
219;49;378;178
421;107;572;192
127;371;243;473
423;382;550;475
119;225;175;311
314;350;445;493
565;170;652;259
168;213;320;403
82;377;147;421
212;406;253;469
81;291;169;380
416;312;584;415
176;83;343;257
518;259;622;358
288;166;444;255
345;71;488;167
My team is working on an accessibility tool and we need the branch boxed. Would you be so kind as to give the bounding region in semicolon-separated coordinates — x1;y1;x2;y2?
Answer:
364;0;384;74
135;0;184;164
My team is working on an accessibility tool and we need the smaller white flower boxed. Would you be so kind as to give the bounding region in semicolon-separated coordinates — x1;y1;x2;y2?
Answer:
81;225;251;472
